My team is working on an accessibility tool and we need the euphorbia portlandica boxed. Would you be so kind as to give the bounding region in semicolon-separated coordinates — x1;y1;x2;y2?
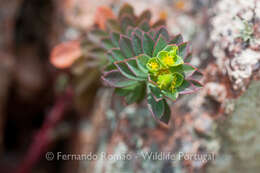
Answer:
96;4;203;124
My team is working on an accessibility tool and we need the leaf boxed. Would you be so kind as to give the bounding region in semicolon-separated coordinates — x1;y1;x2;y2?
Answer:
139;20;150;32
160;100;171;124
182;63;196;77
101;37;114;49
137;10;151;24
102;70;138;88
147;83;163;101
124;83;146;104
154;26;169;42
178;42;188;58
114;60;144;80
136;54;150;73
124;58;147;78
163;44;178;52
147;93;165;119
177;80;199;95
126;26;134;37
142;33;154;57
131;33;143;56
119;3;134;18
152;19;166;28
162;90;179;100
110;32;120;47
120;15;134;33
153;35;168;57
108;48;125;61
132;28;143;38
189;79;203;88
119;35;135;58
172;72;184;88
169;34;183;44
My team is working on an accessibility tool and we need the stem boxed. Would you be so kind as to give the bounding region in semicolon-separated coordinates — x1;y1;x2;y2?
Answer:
14;89;73;173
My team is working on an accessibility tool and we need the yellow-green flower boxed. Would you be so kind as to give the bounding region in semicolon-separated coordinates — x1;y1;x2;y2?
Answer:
157;74;173;90
169;72;184;92
146;57;160;72
157;46;183;67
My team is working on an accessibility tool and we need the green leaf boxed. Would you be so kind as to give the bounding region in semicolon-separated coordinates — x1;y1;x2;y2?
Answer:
189;79;203;88
178;42;188;58
102;70;138;88
132;28;143;38
152;19;166;28
137;10;151;24
124;58;147;78
101;37;114;49
139;20;150;32
119;4;134;18
131;33;143;55
110;32;120;47
147;93;165;119
169;34;183;44
142;33;154;57
119;35;134;58
182;63;196;77
160;100;171;124
172;72;184;88
114;60;144;81
124;83;146;104
136;54;150;73
147;83;163;101
162;90;179;100
109;48;125;61
153;35;168;57
120;15;134;33
163;44;178;52
154;27;169;42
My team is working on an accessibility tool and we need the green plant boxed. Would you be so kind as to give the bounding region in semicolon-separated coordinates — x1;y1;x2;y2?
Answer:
77;4;203;124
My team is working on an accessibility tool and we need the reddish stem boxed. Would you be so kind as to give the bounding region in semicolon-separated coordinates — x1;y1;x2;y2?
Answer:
14;89;73;173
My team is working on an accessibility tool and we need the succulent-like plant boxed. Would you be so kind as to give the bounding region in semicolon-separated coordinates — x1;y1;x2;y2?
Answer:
72;4;202;124
99;5;203;124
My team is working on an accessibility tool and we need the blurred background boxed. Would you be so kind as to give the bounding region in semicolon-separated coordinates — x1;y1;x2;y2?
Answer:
0;0;260;173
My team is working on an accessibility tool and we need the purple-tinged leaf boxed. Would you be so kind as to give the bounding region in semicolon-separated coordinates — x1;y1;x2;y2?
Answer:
147;93;165;119
136;54;150;73
152;19;166;28
138;20;150;32
101;37;114;49
132;28;143;38
137;10;151;24
119;35;135;58
119;3;134;18
169;34;183;44
162;90;179;101
142;32;154;57
108;48;125;61
154;26;169;42
147;83;163;101
102;70;138;88
120;14;134;33
153;35;168;57
178;42;188;58
110;32;120;47
131;33;143;56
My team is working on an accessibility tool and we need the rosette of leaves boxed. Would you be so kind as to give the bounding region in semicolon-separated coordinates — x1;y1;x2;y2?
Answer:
71;3;166;95
101;26;203;124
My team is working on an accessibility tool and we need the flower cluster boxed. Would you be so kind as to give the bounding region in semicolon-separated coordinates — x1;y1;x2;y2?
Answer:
146;45;184;95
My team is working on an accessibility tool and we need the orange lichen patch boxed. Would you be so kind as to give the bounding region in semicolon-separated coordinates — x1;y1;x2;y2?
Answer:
50;40;81;69
94;6;116;30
